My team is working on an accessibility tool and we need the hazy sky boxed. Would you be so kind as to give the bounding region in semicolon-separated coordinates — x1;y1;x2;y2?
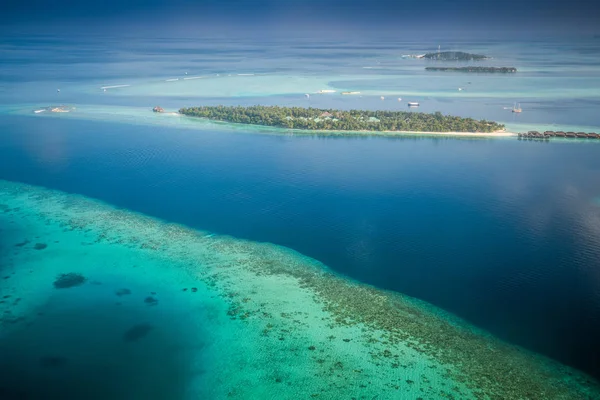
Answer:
3;0;599;37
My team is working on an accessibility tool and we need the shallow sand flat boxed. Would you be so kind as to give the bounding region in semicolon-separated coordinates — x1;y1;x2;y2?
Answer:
86;73;600;100
90;74;344;98
1;180;599;399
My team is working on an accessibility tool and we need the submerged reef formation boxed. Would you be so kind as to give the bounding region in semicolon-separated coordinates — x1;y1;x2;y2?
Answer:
53;273;86;289
123;323;153;342
1;179;599;399
115;288;132;296
179;105;505;133
39;356;69;368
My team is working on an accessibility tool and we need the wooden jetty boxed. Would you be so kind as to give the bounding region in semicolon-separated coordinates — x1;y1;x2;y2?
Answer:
518;130;599;140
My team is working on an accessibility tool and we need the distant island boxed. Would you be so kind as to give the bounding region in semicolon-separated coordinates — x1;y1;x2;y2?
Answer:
425;67;517;73
33;105;74;114
423;51;488;61
179;105;505;133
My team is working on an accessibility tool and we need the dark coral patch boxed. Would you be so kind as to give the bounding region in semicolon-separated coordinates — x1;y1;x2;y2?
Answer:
123;323;153;342
115;288;131;296
39;356;68;368
144;296;158;305
53;273;86;289
33;243;47;250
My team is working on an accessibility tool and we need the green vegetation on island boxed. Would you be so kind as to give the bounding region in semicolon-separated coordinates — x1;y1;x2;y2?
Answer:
423;51;488;61
425;66;517;73
179;105;505;133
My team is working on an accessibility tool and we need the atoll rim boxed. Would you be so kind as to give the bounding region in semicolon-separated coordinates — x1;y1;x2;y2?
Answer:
0;179;599;399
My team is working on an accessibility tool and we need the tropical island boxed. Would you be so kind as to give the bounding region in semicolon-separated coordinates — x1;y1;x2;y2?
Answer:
178;105;505;133
425;66;517;73
33;105;74;114
423;51;488;61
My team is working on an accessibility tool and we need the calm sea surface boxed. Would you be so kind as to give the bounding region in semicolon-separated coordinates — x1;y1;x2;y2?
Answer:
1;35;600;394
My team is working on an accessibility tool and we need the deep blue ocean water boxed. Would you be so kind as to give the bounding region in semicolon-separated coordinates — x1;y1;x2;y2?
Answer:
1;113;599;379
1;35;600;394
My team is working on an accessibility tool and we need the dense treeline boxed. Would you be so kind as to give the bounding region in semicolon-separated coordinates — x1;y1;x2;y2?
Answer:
178;105;505;133
425;67;517;73
423;51;488;61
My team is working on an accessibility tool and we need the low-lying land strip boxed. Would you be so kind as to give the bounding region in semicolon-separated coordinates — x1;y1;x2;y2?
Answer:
179;105;505;133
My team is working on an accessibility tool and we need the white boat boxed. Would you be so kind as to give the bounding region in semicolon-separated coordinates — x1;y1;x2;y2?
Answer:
407;102;420;107
318;89;336;93
512;103;522;113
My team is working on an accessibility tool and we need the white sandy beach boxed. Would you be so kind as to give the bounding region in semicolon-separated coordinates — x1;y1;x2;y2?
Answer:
349;129;516;137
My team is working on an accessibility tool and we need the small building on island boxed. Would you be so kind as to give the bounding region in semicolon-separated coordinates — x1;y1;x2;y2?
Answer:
153;106;164;113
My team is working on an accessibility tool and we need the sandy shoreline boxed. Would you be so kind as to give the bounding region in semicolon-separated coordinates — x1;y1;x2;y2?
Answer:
176;114;517;137
348;129;516;137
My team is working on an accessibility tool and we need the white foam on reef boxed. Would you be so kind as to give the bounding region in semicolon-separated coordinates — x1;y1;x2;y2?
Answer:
89;74;343;98
52;71;600;100
100;84;131;90
1;179;599;399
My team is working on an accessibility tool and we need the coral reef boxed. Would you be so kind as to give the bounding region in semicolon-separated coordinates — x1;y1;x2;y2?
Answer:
53;273;86;289
123;323;154;342
115;288;131;296
39;356;68;368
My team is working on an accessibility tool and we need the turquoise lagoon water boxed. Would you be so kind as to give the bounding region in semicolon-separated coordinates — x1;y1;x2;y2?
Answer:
1;35;600;398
